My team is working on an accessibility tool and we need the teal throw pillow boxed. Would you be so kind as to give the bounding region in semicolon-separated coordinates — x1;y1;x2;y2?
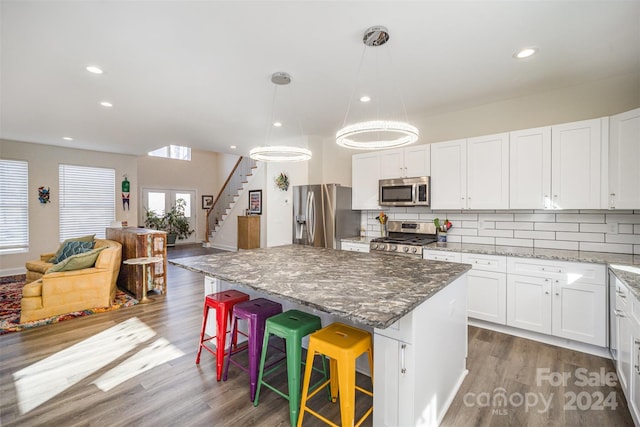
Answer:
48;234;96;262
46;246;106;274
50;240;95;264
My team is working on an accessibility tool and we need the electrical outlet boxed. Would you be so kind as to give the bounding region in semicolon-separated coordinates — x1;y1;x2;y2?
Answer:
478;220;486;230
607;223;618;234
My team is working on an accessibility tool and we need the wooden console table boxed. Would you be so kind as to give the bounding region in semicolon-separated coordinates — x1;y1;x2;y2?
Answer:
106;227;167;299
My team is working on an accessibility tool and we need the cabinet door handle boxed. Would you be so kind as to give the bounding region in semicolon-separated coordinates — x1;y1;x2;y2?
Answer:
401;343;407;374
617;292;627;299
615;309;625;318
545;291;550;295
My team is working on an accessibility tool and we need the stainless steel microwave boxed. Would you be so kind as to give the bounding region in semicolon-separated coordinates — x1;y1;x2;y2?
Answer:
379;176;430;207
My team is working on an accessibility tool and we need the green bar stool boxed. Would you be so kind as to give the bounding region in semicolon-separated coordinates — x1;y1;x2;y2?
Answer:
253;309;328;427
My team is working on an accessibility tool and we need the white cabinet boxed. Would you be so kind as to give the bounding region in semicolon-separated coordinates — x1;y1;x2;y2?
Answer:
551;118;604;209
507;274;553;334
462;253;507;325
341;241;370;253
609;108;640;209
423;249;462;263
431;134;509;209
352;152;381;209
507;257;607;346
379;144;430;179
612;274;640;426
615;276;632;392
509;126;552;209
430;139;467;209
466;133;510;209
373;274;467;427
509;118;605;209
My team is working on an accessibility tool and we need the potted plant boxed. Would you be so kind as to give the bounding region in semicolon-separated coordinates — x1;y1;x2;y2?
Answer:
144;199;194;246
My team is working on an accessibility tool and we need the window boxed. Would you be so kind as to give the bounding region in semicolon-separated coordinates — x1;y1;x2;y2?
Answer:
59;164;115;240
147;145;191;161
0;159;29;253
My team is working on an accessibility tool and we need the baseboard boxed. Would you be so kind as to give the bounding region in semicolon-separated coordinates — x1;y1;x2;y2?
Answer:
469;319;612;359
210;243;237;252
1;267;26;277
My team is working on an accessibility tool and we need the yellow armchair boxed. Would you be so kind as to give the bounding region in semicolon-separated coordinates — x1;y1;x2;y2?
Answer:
21;239;122;323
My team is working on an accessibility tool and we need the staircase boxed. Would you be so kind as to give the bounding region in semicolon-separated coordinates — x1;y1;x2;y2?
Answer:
204;156;258;247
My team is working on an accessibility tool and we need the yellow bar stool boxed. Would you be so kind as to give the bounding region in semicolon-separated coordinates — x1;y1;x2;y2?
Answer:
297;322;373;427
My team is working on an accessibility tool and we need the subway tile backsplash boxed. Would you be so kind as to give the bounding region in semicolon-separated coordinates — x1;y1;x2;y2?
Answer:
361;208;640;255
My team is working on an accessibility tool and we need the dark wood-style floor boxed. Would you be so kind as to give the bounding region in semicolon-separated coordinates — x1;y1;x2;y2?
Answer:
0;244;635;426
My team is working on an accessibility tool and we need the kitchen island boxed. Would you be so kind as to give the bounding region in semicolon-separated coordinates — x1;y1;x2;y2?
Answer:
171;245;471;426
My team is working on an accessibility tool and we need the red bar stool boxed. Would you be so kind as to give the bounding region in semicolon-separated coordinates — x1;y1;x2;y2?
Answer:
222;298;283;401
195;289;250;381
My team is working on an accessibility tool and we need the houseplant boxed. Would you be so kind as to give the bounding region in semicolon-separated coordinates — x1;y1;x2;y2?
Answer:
144;199;194;246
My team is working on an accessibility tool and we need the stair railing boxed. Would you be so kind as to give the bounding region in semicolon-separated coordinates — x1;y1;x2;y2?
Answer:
205;156;257;242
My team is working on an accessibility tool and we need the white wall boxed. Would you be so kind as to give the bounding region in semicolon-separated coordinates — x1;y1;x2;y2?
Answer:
265;160;309;247
0;139;138;274
137;149;238;242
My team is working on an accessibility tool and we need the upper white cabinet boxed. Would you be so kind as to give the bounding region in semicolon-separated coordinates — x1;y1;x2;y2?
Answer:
352;152;381;210
466;133;510;209
509;118;605;209
430;139;466;209
509;126;552;209
609;108;640;209
551;118;604;209
379;145;430;179
431;134;509;209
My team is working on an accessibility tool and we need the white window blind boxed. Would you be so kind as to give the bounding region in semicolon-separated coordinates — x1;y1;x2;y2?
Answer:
59;164;115;240
0;159;29;253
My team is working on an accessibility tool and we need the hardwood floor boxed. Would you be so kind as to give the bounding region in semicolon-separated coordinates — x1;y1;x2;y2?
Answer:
0;244;634;426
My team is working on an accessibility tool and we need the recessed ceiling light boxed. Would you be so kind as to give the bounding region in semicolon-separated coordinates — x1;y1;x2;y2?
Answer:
360;96;371;103
100;101;113;108
86;65;104;74
63;136;73;141
273;122;282;127
513;47;538;59
230;145;237;149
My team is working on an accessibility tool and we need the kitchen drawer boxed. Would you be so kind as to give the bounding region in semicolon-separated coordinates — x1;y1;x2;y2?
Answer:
341;242;370;253
423;250;462;263
462;253;507;273
507;257;606;285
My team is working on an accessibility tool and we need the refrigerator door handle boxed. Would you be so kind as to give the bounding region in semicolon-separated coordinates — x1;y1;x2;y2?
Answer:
307;191;316;244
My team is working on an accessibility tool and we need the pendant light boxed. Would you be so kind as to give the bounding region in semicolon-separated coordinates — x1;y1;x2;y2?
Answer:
249;72;312;162
336;26;419;150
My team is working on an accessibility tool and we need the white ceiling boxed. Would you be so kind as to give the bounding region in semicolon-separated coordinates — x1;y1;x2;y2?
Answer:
2;1;639;157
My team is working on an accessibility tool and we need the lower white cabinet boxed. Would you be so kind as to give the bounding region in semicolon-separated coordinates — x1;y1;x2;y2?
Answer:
462;253;507;325
507;258;607;347
612;274;640;425
373;274;467;426
507;274;553;334
426;249;607;347
341;241;370;253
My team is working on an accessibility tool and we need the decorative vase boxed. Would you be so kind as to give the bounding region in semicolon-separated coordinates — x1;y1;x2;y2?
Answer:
380;224;388;237
437;232;447;243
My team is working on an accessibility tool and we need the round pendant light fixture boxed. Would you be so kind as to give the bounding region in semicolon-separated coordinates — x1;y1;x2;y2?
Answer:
250;72;312;162
249;146;312;162
336;26;419;150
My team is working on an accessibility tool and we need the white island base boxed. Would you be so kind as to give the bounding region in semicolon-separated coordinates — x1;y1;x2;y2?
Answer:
203;274;468;427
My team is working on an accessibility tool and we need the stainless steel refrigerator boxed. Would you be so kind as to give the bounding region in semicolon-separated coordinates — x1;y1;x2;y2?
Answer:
292;184;361;249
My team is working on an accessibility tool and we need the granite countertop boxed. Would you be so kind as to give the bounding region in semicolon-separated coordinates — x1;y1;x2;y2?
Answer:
425;242;640;298
170;244;470;329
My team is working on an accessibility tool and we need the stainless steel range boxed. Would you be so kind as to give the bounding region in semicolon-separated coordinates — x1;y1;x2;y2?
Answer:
369;220;437;257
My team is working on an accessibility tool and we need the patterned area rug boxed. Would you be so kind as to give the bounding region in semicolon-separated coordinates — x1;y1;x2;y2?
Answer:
0;275;138;335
